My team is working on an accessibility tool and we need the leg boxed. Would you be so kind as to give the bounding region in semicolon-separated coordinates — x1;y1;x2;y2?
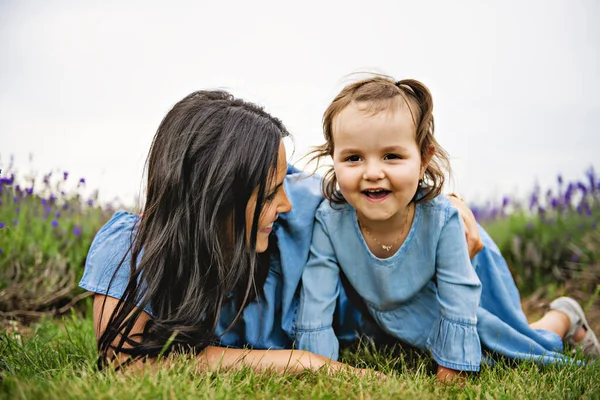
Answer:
529;310;586;341
530;297;600;357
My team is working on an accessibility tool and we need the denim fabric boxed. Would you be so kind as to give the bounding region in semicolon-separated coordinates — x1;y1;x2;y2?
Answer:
79;167;361;349
296;196;566;371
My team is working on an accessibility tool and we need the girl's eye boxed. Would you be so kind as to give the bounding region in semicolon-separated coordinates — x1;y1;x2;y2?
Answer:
345;155;362;162
384;154;402;160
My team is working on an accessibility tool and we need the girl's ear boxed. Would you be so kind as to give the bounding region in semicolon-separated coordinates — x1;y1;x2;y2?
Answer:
420;145;435;176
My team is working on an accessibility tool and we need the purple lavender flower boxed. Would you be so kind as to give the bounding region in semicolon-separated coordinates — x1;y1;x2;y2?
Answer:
62;203;69;211
564;183;574;205
73;226;82;236
583;202;592;217
43;172;52;184
79;178;86;185
55;211;61;218
41;198;48;205
550;198;559;209
25;187;33;195
87;199;94;206
557;174;563;186
44;205;51;213
572;253;580;262
51;219;58;227
529;193;539;210
538;207;546;216
13;196;18;204
502;197;510;208
577;182;588;196
15;207;20;214
13;219;18;226
585;167;596;191
63;171;69;181
0;222;5;229
50;194;56;202
0;248;3;255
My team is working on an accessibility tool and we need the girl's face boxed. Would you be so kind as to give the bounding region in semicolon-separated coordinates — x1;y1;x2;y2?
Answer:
332;101;425;225
245;142;292;253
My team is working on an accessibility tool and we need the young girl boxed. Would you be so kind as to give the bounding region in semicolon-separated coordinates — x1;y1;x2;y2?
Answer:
295;75;599;381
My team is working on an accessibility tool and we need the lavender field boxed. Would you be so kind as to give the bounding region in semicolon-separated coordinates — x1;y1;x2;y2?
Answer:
0;164;599;399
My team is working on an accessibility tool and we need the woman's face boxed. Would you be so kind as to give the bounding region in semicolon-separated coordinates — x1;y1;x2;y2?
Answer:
245;142;292;253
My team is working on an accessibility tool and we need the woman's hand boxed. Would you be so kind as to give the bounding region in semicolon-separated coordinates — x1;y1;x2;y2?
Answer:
199;347;385;378
447;194;484;259
436;365;465;384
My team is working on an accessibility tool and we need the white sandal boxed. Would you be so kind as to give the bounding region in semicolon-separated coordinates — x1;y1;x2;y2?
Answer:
549;297;600;358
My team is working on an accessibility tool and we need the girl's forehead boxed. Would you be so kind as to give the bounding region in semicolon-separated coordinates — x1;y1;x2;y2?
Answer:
333;101;416;136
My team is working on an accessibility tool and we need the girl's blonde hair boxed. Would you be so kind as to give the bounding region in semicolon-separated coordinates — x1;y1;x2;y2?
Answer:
310;74;450;204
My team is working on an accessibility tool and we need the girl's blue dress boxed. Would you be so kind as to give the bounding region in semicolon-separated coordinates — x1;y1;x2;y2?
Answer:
296;196;565;371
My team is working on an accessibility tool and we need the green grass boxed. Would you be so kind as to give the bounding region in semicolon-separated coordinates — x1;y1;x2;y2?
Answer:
1;313;598;400
2;167;600;398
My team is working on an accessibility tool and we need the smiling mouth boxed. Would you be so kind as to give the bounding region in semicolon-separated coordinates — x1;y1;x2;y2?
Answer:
362;189;391;199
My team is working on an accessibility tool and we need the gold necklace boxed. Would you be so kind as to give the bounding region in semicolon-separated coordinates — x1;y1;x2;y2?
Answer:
357;212;410;252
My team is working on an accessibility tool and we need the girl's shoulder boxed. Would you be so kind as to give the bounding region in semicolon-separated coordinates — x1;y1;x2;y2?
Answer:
417;194;461;228
421;193;456;212
315;198;354;217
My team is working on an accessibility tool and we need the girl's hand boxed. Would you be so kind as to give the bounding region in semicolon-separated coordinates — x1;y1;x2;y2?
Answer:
436;365;465;384
447;194;484;259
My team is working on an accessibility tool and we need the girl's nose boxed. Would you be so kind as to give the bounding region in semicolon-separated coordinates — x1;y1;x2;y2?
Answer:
362;162;385;181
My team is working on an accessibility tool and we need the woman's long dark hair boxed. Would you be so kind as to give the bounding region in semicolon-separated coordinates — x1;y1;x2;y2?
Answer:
98;90;289;367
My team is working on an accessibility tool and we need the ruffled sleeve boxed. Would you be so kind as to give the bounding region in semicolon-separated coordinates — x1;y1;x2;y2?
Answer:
427;203;483;371
78;211;153;316
427;315;481;371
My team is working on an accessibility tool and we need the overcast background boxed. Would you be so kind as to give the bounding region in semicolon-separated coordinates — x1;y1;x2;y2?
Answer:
1;0;598;207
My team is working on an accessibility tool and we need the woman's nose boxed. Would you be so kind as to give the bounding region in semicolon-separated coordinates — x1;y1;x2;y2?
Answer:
278;189;292;213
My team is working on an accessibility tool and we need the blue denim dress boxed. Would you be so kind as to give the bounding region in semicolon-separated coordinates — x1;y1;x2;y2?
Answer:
79;167;361;349
296;196;566;371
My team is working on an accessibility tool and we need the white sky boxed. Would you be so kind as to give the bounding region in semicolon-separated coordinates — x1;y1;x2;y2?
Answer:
1;0;598;206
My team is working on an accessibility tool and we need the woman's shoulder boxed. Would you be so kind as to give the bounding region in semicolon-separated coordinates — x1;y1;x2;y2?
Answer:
79;211;140;299
87;211;139;257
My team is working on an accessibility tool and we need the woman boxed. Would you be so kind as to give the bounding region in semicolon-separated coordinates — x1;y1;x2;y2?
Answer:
80;89;483;373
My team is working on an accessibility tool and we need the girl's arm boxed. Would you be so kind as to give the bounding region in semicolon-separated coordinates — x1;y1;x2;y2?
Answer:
430;208;483;380
93;294;364;375
295;214;343;360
